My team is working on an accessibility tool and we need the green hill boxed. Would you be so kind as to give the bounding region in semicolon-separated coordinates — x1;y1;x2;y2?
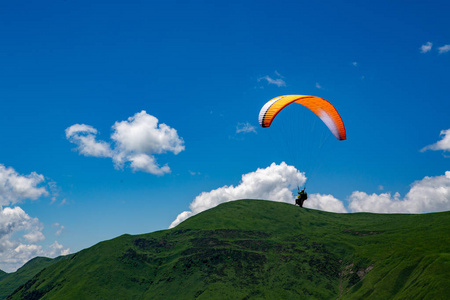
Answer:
6;200;450;299
0;255;71;299
0;270;7;281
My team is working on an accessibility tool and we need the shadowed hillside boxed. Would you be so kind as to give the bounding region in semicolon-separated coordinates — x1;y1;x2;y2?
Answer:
5;200;450;299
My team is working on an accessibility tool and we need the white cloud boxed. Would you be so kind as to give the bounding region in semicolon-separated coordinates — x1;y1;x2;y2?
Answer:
258;75;286;87
421;129;450;154
112;111;184;155
66;111;185;175
65;123;97;137
348;172;450;213
304;194;347;213
65;124;113;158
438;45;450;54
170;162;306;228
236;122;257;134
315;82;322;89
170;211;193;229
352;62;358;67
23;230;45;243
0;165;68;271
348;191;402;213
127;153;171;175
7;244;42;271
170;165;450;229
48;241;70;256
420;42;433;53
0;164;48;206
0;206;70;272
0;206;38;238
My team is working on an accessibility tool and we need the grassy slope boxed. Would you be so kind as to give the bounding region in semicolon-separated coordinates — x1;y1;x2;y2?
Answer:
8;200;450;299
0;270;7;281
0;256;71;299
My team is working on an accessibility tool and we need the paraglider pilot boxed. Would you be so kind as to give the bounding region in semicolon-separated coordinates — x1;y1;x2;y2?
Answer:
296;188;307;207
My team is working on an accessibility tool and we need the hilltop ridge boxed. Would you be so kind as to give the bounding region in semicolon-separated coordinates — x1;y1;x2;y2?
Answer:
5;200;450;299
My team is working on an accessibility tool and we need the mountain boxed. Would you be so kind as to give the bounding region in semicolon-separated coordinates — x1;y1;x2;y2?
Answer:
0;255;71;299
6;200;450;299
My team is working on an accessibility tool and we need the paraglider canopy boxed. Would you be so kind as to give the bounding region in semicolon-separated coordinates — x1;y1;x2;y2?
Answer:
258;95;346;141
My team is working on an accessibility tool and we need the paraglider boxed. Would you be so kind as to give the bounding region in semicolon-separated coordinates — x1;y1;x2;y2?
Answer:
296;188;307;207
258;95;346;140
258;95;346;207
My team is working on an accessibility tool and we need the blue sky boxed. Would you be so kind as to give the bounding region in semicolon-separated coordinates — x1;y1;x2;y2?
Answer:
1;0;449;271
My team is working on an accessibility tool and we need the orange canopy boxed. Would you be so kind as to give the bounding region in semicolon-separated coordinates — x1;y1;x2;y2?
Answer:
258;95;346;140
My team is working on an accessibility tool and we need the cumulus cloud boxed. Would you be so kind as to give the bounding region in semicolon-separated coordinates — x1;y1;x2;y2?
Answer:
65;124;113;157
23;230;45;244
66;111;185;175
349;191;402;213
170;161;450;229
420;42;433;53
438;45;450;54
0;206;39;238
48;241;71;256
348;172;450;213
0;206;70;272
4;241;70;273
170;162;306;228
127;153;170;175
170;211;193;229
0;164;48;206
236;122;257;134
112;112;184;155
421;129;450;154
304;194;347;213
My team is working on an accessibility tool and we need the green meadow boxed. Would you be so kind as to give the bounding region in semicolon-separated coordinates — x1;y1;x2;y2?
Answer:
3;200;449;299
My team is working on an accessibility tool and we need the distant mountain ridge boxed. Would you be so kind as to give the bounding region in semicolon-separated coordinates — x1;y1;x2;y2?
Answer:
3;200;450;299
0;255;71;299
